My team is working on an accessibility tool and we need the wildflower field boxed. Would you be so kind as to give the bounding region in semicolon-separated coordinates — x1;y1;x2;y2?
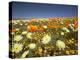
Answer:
9;17;78;58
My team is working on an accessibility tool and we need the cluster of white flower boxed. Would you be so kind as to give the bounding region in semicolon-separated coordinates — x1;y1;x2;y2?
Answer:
12;43;23;53
28;43;36;49
62;27;70;33
42;25;48;29
60;31;64;35
22;31;27;35
41;34;51;44
56;40;65;50
21;50;29;58
27;25;30;29
15;28;20;31
14;35;23;41
26;32;32;39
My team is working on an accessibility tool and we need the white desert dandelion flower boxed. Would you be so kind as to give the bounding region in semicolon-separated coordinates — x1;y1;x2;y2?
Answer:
22;31;27;35
11;32;15;35
21;50;29;58
62;27;70;33
20;23;23;26
56;40;65;50
27;25;30;29
42;34;51;44
43;25;47;29
14;35;23;41
66;29;70;33
26;32;32;39
15;28;19;31
12;43;23;53
28;43;36;49
61;32;64;35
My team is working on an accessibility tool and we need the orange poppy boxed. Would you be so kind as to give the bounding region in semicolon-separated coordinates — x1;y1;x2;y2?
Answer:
28;25;38;32
74;20;78;29
38;27;44;32
9;28;16;32
65;21;70;28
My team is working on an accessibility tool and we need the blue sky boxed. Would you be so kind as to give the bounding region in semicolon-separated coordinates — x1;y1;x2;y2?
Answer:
11;1;78;19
